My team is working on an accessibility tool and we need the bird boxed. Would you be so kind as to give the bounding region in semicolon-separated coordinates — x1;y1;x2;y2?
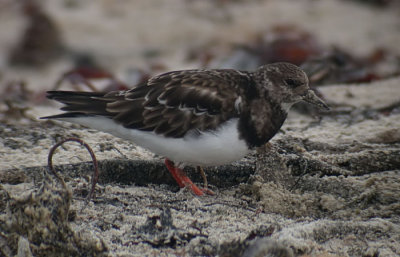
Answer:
41;62;329;196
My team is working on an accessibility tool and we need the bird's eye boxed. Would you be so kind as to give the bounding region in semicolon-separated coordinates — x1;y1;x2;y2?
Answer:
285;78;303;88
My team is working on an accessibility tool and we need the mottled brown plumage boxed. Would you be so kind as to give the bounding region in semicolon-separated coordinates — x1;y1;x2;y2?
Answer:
46;69;245;136
44;63;327;148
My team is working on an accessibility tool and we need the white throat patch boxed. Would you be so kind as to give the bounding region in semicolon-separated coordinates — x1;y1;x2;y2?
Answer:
280;102;294;112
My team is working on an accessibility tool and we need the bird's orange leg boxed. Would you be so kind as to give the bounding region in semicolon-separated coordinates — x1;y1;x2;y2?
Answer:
196;166;214;195
164;159;213;196
164;158;185;188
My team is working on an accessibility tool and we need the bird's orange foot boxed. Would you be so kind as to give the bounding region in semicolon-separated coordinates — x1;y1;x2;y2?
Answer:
164;159;214;196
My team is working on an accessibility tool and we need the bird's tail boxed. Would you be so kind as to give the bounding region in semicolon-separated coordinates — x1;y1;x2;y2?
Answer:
41;91;111;119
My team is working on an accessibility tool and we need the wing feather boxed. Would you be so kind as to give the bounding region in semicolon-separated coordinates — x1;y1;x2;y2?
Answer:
106;69;254;137
45;69;255;138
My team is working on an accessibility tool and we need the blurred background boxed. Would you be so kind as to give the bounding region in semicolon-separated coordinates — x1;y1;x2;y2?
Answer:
0;0;399;119
1;2;400;256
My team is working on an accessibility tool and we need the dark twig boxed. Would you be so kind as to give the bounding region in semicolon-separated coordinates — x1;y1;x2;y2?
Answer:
47;137;99;201
288;157;308;192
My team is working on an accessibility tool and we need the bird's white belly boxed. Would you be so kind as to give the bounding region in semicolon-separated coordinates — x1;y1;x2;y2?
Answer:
62;117;249;166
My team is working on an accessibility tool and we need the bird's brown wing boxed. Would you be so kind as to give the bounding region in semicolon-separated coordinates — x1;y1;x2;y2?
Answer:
44;69;254;138
104;69;252;138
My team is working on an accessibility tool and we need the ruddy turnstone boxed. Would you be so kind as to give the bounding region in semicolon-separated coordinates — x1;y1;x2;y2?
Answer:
41;62;329;196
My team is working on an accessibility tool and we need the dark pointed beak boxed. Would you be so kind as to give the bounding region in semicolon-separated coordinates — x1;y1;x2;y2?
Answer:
303;90;330;110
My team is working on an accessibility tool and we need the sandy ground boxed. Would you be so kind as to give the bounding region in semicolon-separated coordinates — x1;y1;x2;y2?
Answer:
1;0;400;256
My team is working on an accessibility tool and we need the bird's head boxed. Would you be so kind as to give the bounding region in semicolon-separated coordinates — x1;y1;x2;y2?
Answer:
255;62;329;112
